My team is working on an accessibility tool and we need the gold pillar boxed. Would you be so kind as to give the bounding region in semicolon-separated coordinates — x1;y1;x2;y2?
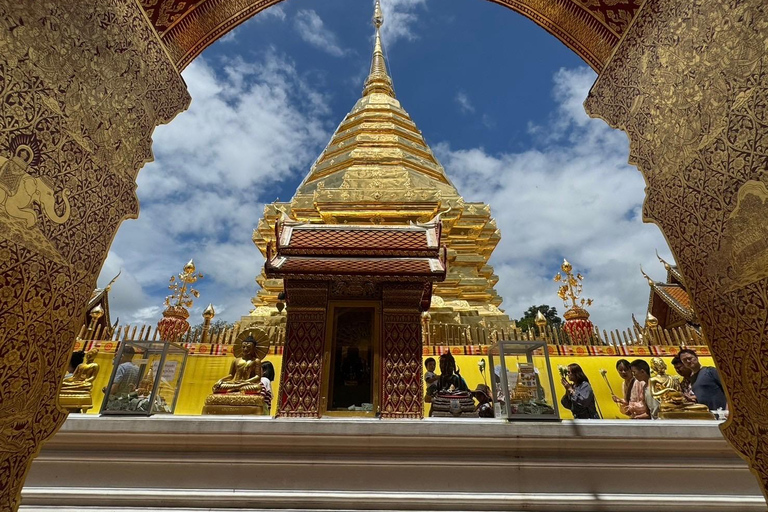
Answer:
0;2;189;510
585;0;768;500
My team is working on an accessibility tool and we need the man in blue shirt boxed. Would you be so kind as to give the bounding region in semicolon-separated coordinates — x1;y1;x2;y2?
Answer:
679;349;727;411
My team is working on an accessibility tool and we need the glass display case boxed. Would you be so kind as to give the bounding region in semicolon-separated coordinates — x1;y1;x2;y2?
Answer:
100;340;188;416
488;340;560;421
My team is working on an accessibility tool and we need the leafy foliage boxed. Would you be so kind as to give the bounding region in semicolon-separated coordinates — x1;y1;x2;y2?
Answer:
189;319;234;337
517;304;562;332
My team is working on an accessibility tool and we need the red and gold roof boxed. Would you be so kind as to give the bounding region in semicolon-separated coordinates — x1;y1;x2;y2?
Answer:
642;263;698;328
265;220;446;282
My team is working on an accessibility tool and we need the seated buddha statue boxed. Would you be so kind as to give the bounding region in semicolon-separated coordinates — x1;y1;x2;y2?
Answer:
649;357;713;419
429;352;474;417
203;329;269;415
135;366;155;396
60;348;100;412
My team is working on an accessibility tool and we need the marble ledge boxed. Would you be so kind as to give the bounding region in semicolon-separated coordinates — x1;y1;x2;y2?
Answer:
56;414;728;438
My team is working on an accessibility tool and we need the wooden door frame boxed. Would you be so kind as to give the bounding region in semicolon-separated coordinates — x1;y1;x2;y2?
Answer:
320;300;382;417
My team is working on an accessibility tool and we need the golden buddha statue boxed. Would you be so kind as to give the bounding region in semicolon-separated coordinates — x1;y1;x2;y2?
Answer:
202;328;270;415
649;357;714;419
59;348;100;412
136;366;155;396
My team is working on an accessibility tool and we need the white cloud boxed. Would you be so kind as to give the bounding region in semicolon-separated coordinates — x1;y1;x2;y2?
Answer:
97;252;153;325
294;10;347;57
378;0;428;46
455;91;475;114
261;4;287;21
99;52;332;326
217;5;286;44
435;66;674;330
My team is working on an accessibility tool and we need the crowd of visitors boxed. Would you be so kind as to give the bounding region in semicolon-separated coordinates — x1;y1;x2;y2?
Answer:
559;349;727;419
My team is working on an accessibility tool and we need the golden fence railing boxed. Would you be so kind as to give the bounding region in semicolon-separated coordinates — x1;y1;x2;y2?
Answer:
74;319;701;349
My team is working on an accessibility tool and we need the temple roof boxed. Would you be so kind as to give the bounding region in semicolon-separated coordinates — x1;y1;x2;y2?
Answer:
265;219;447;282
651;283;695;322
276;221;441;257
85;271;120;327
641;265;696;325
266;256;445;280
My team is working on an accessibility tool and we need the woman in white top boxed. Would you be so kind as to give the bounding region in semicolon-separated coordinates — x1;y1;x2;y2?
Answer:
261;360;275;411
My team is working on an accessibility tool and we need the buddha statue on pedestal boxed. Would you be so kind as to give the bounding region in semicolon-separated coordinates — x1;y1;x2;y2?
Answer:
59;348;100;412
429;352;475;417
202;328;270;415
649;357;714;419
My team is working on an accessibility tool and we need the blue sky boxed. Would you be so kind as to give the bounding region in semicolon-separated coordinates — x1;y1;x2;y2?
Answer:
99;0;673;330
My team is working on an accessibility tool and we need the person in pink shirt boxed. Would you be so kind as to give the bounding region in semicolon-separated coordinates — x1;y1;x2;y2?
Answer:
627;359;658;419
611;359;646;418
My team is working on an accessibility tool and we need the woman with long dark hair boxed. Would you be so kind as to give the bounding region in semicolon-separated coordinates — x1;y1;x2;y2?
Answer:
560;363;599;419
611;359;645;417
260;361;275;412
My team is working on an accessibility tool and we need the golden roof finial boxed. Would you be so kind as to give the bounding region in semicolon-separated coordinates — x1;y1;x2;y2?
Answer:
203;303;216;320
655;249;672;271
363;0;395;97
553;258;593;310
646;311;659;328
104;270;121;292
640;265;655;286
535;310;547;328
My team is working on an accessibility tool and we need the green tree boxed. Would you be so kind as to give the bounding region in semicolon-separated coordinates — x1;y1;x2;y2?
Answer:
517;304;562;332
189;319;234;337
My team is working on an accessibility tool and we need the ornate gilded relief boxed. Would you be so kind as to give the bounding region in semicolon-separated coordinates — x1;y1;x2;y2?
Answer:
0;140;70;228
380;284;426;419
139;0;641;71
710;180;768;292
0;2;189;510
278;282;328;417
585;0;768;500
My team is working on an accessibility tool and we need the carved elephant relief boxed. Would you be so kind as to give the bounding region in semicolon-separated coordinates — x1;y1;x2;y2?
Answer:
0;150;70;228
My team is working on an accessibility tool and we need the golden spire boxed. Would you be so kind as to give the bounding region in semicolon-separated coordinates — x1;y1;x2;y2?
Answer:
363;0;395;97
646;311;659;328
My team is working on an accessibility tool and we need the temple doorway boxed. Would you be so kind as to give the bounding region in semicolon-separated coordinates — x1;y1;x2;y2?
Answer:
324;304;380;417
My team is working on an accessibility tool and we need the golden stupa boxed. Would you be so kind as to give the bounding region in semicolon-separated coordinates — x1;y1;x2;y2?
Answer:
248;1;512;329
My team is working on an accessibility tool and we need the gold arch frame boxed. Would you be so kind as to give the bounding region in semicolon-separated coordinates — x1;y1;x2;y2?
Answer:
141;0;641;71
1;0;767;509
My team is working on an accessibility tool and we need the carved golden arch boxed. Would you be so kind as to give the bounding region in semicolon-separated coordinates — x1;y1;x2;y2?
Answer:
1;1;767;511
142;0;641;71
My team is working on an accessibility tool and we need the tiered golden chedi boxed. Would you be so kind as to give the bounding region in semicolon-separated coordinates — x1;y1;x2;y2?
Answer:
249;1;511;328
